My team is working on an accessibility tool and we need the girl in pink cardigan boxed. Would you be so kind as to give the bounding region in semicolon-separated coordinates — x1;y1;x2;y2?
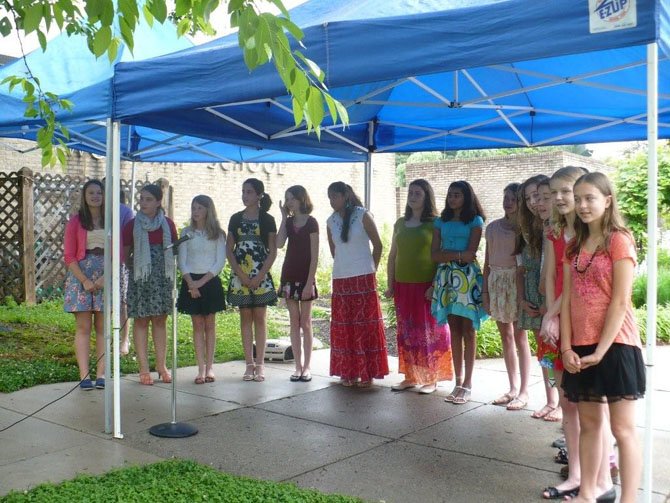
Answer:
63;180;106;391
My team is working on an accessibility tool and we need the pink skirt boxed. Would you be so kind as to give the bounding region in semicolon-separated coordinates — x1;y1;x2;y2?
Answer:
330;274;389;381
395;281;453;384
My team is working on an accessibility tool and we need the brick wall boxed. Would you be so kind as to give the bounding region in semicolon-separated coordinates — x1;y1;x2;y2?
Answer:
1;139;397;258
405;151;613;224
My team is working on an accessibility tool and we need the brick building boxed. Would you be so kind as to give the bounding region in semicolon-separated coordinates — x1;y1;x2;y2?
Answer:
401;151;612;224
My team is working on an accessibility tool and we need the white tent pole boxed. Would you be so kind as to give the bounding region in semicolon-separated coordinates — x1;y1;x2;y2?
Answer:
103;119;113;434
111;121;123;439
642;42;658;503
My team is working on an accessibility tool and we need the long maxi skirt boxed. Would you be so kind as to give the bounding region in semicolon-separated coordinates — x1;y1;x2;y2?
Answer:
330;273;389;381
395;281;453;384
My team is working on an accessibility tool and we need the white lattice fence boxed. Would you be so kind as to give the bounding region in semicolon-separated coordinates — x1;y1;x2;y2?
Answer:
0;171;23;302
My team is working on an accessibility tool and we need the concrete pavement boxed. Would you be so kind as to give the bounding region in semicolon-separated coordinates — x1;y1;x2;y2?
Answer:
1;347;669;502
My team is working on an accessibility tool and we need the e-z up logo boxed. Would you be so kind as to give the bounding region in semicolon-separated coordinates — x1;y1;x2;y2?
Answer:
594;0;630;22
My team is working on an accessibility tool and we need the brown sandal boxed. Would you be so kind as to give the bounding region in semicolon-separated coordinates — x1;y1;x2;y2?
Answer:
194;376;205;385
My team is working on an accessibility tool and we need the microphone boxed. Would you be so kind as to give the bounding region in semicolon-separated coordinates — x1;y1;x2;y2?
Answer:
165;232;192;251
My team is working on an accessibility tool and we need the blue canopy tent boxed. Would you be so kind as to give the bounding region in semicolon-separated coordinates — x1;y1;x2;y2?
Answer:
110;1;667;498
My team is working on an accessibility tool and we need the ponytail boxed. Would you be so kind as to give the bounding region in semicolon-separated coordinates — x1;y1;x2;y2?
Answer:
259;193;272;212
328;181;363;243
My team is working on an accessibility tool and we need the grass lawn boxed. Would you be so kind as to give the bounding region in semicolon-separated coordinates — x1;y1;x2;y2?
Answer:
1;459;363;502
0;300;289;393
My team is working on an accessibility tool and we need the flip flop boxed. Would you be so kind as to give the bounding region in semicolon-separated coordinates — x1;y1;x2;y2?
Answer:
506;398;527;411
194;377;205;385
532;404;556;419
544;407;563;422
452;387;471;405
205;375;215;383
492;392;516;405
445;385;462;402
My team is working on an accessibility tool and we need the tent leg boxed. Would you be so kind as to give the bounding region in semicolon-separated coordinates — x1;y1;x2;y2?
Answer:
642;42;658;503
130;160;136;208
111;121;123;439
103;121;113;434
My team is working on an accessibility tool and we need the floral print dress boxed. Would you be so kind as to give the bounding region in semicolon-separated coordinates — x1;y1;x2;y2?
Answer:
227;218;277;308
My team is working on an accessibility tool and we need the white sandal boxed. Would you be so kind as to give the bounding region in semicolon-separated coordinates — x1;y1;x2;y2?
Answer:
243;363;255;381
253;364;265;382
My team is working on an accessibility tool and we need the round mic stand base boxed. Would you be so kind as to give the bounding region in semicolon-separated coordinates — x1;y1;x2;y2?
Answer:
149;421;198;438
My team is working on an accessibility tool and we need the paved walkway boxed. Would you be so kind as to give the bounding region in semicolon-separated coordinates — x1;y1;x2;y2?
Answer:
1;347;669;502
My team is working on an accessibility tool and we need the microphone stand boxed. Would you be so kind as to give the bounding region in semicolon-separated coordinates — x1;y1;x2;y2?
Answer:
149;236;198;438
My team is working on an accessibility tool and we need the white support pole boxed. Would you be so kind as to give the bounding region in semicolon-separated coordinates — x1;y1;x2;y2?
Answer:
642;42;658;503
111;121;123;439
103;120;113;434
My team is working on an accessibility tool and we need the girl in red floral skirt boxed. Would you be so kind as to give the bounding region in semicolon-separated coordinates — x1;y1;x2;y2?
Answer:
326;182;389;387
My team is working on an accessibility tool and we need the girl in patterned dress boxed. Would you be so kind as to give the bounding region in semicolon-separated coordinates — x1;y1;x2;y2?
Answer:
277;186;319;382
226;178;278;382
122;184;178;386
63;180;106;390
431;180;487;405
484;183;532;412
327;182;389;387
385;179;453;394
561;172;643;503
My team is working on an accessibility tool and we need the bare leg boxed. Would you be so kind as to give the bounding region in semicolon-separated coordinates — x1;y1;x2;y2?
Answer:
513;323;531;403
191;315;206;379
73;312;93;380
497;320;519;397
252;307;267;381
133;317;150;374
286;299;303;375
151;315;169;377
299;300;313;374
239;308;254;363
609;400;641;503
204;314;217;379
574;401;607;502
93;311;105;378
120;302;130;355
447;315;464;396
461;317;476;391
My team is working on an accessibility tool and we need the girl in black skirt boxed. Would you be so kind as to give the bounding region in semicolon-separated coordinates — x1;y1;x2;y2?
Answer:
177;195;227;384
560;172;645;503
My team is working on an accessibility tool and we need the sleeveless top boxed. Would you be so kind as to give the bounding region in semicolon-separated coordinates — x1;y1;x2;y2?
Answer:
327;206;375;279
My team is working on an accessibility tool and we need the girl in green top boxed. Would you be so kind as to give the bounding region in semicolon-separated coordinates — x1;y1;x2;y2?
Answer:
385;179;453;394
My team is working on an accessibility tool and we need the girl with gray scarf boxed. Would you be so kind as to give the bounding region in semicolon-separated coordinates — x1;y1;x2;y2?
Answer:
122;184;178;386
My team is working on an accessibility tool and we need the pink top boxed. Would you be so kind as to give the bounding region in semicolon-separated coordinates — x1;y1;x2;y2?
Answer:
485;218;517;268
63;214;123;265
568;231;640;347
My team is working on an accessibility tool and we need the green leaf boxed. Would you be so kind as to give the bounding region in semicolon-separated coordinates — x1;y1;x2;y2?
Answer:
41;149;52;168
277;17;303;42
84;0;102;22
142;4;154;27
149;0;167;23
23;4;43;34
37;30;47;51
107;37;120;63
269;0;290;19
227;0;245;15
56;148;67;166
100;0;115;26
177;17;191;37
291;96;303;126
53;5;64;29
0;17;11;37
175;0;191;17
93;26;112;58
306;86;324;130
324;93;338;125
119;17;134;52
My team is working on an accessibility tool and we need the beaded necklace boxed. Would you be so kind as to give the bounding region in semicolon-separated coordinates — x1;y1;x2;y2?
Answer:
573;237;603;274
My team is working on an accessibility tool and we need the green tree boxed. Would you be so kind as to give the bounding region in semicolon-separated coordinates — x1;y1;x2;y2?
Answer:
613;142;670;254
1;0;347;166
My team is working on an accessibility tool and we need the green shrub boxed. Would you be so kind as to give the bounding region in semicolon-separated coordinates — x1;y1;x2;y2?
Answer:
2;459;362;502
632;268;670;308
635;304;670;345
